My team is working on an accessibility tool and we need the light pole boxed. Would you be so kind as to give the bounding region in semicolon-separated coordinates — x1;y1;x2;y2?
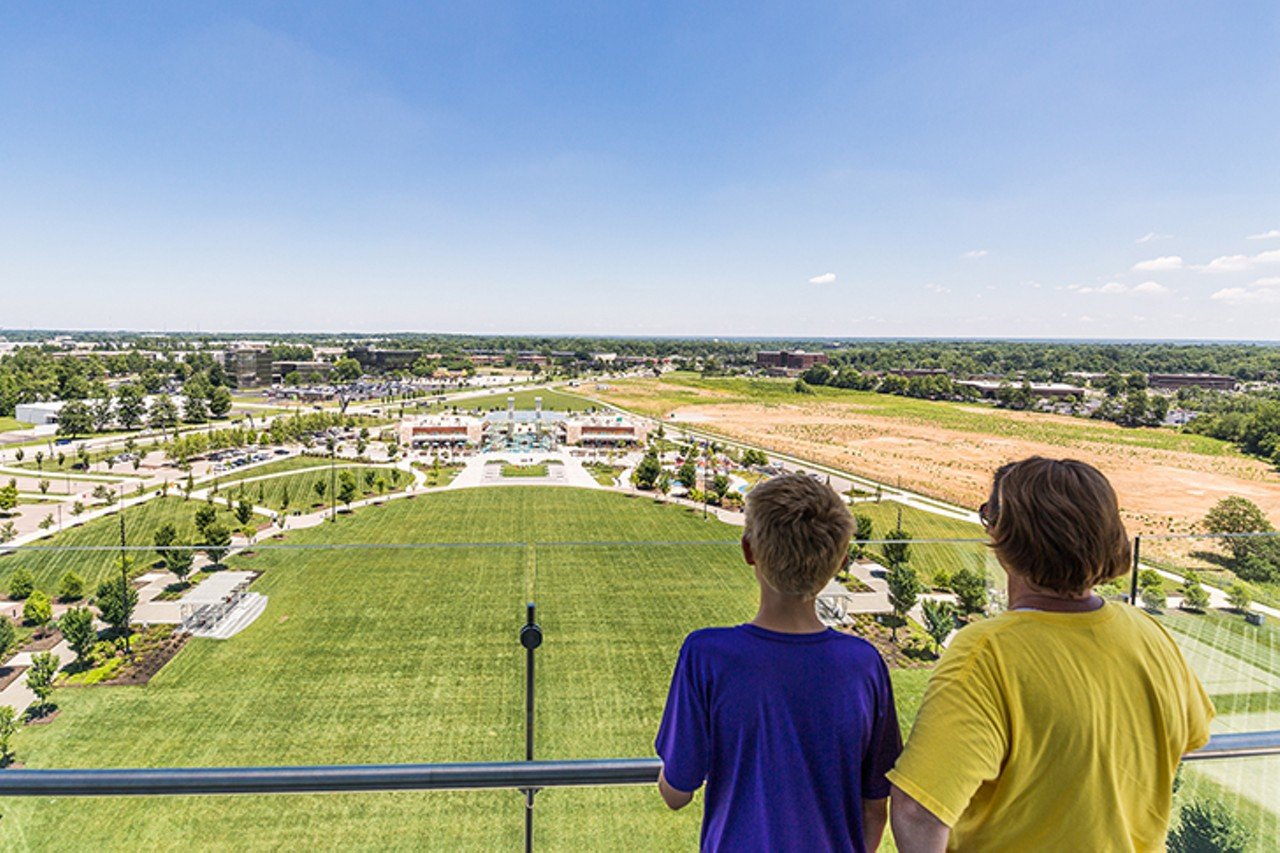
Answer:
329;431;337;523
118;482;131;657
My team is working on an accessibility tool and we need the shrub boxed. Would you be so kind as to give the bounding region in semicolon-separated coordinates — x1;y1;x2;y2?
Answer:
1167;799;1252;853
57;571;85;602
7;568;34;600
1226;583;1253;613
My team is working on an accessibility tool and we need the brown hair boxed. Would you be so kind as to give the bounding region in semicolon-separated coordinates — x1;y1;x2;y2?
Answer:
744;473;854;596
985;457;1131;595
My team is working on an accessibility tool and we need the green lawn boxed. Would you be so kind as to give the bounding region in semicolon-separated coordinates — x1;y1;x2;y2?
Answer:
585;464;623;486
0;417;32;432
501;463;549;478
213;465;411;512
0;497;238;594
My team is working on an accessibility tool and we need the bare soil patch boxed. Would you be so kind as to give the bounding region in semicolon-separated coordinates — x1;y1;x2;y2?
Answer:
19;630;63;653
659;401;1280;532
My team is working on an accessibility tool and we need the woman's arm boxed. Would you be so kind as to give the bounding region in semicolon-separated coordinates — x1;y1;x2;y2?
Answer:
890;785;949;853
863;797;889;849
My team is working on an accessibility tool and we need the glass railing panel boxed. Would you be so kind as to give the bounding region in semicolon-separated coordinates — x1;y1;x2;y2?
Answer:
0;540;527;847
1139;532;1280;844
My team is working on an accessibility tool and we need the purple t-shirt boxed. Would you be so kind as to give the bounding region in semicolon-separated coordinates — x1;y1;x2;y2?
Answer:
656;624;901;852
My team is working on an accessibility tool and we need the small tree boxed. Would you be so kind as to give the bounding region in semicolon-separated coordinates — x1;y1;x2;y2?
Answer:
236;498;255;526
57;571;85;602
1179;570;1210;612
0;480;18;514
71;499;85;516
60;607;97;662
633;452;661;490
656;470;672;499
38;478;50;495
26;652;59;714
194;504;218;537
202;523;232;565
950;567;989;617
882;528;912;569
886;563;922;643
281;486;291;511
921;599;955;654
851;514;873;560
337;470;358;509
0;705;16;765
167;543;195;583
1167;799;1252;853
7;568;34;600
95;574;138;640
1226;582;1253;613
314;478;327;502
0;617;13;656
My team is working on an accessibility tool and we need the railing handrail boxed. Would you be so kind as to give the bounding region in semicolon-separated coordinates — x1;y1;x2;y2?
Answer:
0;730;1274;797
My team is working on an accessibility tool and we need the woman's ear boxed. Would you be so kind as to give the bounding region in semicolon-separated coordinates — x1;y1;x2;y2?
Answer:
741;535;755;566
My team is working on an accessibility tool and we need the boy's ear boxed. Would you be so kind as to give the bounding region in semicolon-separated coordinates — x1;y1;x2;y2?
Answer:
741;535;754;566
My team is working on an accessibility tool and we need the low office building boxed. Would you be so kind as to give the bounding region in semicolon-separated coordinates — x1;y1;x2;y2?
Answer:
1147;373;1237;392
14;400;66;426
221;347;274;388
399;415;485;448
563;414;650;446
755;350;829;372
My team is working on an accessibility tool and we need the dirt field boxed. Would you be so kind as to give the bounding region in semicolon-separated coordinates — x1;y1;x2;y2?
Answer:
590;377;1280;533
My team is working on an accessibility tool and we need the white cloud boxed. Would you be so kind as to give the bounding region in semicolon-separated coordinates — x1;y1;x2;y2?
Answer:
1247;229;1280;240
1133;281;1168;294
923;283;951;294
1197;249;1280;273
961;249;988;259
1136;232;1172;243
1255;276;1280;286
1211;285;1280;305
1132;255;1183;272
1099;281;1128;294
808;272;836;284
1201;254;1252;273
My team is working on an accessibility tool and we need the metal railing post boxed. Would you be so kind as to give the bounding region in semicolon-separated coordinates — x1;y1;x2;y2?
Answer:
520;603;543;852
1128;534;1141;606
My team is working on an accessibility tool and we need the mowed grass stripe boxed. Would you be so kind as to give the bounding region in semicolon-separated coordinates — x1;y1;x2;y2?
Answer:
0;496;239;594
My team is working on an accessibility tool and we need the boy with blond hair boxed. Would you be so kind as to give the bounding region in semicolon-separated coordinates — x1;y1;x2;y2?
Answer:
656;473;901;852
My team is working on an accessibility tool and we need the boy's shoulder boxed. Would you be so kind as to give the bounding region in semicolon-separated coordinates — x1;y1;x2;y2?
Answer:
682;625;886;666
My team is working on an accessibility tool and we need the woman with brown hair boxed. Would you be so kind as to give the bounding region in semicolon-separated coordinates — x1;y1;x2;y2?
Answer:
887;457;1213;852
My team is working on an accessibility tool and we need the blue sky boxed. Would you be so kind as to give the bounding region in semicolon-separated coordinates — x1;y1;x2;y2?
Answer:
2;2;1278;339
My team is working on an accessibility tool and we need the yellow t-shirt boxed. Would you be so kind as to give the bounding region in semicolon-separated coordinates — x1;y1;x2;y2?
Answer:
886;602;1213;852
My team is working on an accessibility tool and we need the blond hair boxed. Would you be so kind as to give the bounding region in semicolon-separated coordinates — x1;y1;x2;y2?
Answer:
745;473;854;596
